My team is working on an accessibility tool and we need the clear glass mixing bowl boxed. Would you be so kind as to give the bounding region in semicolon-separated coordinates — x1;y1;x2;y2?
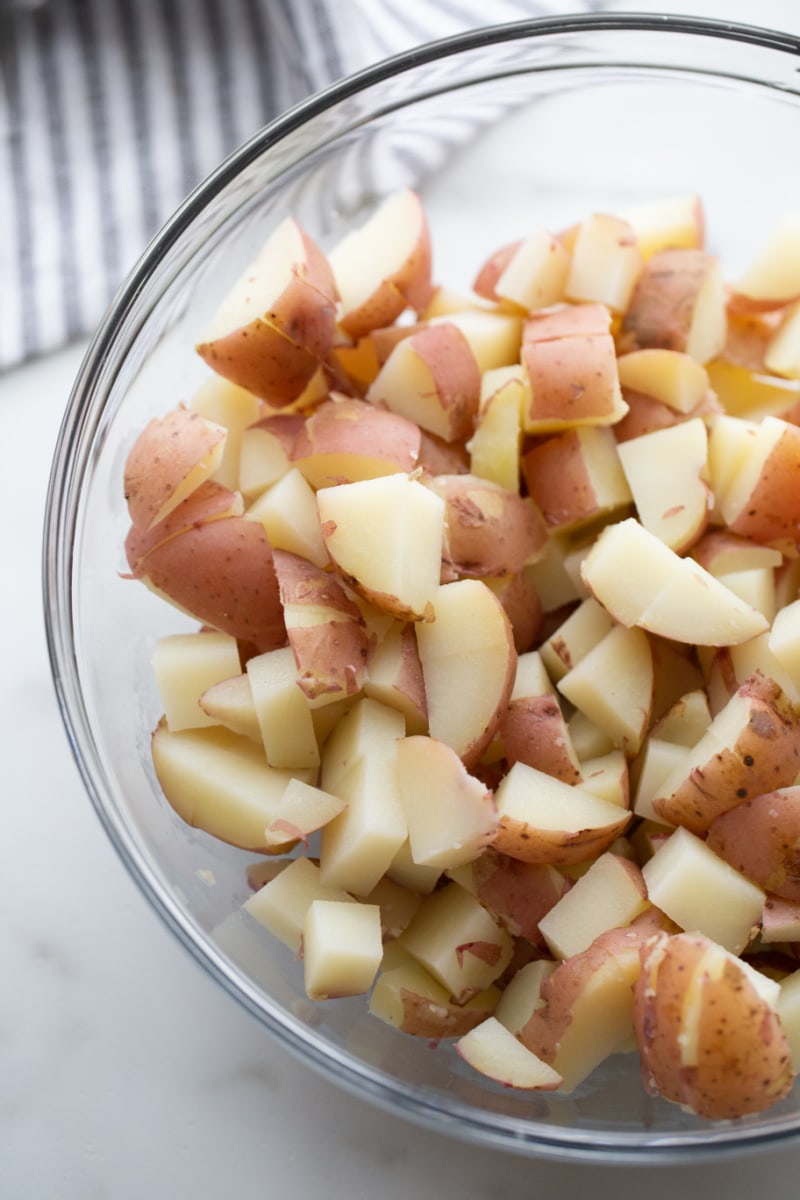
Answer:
44;13;800;1163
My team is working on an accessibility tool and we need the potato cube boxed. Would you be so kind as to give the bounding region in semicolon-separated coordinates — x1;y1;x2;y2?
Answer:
152;632;241;732
243;857;354;954
642;826;764;955
303;900;383;1000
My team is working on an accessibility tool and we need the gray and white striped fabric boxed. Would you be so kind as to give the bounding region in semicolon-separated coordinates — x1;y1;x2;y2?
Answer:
0;0;586;369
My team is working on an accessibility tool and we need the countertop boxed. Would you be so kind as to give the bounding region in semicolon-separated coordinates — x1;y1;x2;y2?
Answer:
5;342;800;1200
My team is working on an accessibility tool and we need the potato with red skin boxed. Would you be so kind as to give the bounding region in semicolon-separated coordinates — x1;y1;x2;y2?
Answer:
721;417;800;543
484;573;543;654
124;405;227;530
521;331;627;431
369;960;501;1039
499;693;581;783
523;302;612;343
367;322;481;443
633;931;794;1120
431;474;547;579
493;762;630;867
619;247;726;363
523;425;631;533
329;189;432;338
196;217;339;405
455;847;569;950
472;240;523;301
133;516;286;652
125;480;244;573
519;912;672;1092
290;396;421;489
653;671;800;835
706;787;800;902
272;549;372;702
363;621;427;735
613;386;722;443
416;429;471;477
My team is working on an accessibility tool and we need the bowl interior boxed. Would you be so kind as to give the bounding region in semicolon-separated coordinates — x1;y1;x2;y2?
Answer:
45;15;800;1162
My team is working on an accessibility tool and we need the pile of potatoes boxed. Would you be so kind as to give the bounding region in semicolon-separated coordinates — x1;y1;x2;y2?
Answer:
123;188;800;1121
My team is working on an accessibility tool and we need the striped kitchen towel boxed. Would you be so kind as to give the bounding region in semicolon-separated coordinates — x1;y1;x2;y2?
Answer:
0;0;589;370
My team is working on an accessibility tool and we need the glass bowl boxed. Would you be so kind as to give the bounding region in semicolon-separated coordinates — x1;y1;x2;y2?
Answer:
44;13;800;1163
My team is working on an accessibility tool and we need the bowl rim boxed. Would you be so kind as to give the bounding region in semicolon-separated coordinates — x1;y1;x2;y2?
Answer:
43;10;800;1165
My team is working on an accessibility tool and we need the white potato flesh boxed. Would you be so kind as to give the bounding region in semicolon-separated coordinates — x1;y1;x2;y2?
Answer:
616;418;711;552
642;826;765;955
399;881;514;1004
303;900;383;1000
456;1018;562;1090
733;210;800;306
581;518;768;645
565;213;643;313
616;349;709;413
557;623;654;755
318;751;408;897
151;724;314;851
243;857;355;954
395;736;497;870
537;853;649;960
152;632;241;732
415;580;516;768
493;761;630;865
495;229;570;311
539;597;614;683
246;647;320;770
263;778;346;849
317;475;445;622
246;467;328;567
494;960;555;1036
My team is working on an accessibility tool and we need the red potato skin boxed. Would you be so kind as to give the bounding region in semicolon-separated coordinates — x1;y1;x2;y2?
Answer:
434;475;547;578
393;623;428;729
493;809;630;868
124;480;244;572
633;932;794;1120
612;386;722;443
368;322;426;366
197;319;324;407
690;529;776;575
499;694;581;783
135;516;286;652
417;430;471;476
519;910;673;1068
272;549;372;700
124;405;226;530
248;411;305;450
619;248;718;354
467;848;569;948
337;201;433;339
487;572;543;654
290;396;421;482
721;308;784;370
653;672;800;834
706;787;800;902
726;421;800;542
522;430;610;530
409;323;482;443
197;226;339;405
523;303;612;343
472;240;522;301
521;332;622;426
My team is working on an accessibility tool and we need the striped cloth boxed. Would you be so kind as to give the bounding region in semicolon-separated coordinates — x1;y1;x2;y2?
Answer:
0;0;585;369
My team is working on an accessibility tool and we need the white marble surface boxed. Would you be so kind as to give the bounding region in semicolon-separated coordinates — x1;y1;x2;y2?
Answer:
2;321;800;1200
